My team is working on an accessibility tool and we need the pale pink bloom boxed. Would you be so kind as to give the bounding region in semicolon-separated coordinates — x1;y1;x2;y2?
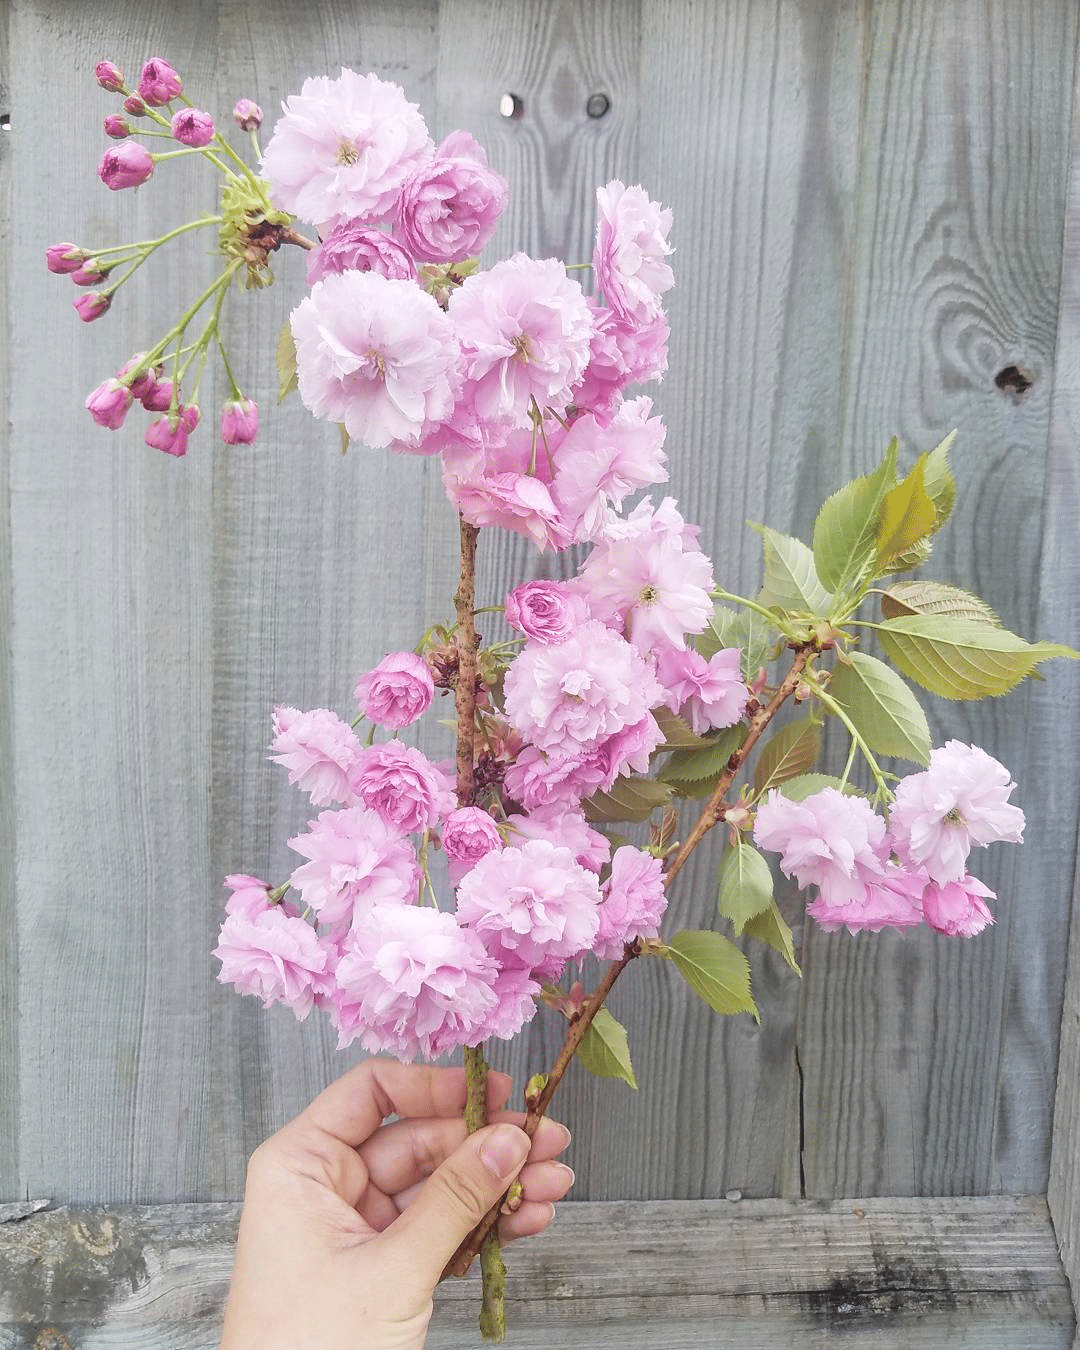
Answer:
138;58;183;106
552;396;668;539
99;142;154;190
331;904;498;1059
502;744;607;811
922;874;995;937
95;61;124;92
471;963;541;1042
754;788;891;907
456;839;602;970
354;651;434;728
589;713;666;788
595;846;668;958
505;805;611;873
270;705;361;806
145;413;189;457
85;378;132;429
288;804;419;926
104;114;131;139
232;99;263;131
46;243;87;274
805;866;926;935
171;108;215;147
657;646;748;734
306;223;415;285
290;270;458;450
349;741;455;834
221;397;259;445
441;806;504;883
889;741;1025;885
223;873;273;919
593;180;674;324
396;130;508;262
503;619;664;756
441;429;570;550
262;69;432;231
214;906;333;1020
449;254;594;424
504;580;588;644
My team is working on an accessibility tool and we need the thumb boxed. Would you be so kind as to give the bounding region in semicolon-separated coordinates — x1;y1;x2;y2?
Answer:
385;1123;530;1284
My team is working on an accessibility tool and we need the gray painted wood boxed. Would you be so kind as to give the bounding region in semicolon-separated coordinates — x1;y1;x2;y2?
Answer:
0;1196;1072;1348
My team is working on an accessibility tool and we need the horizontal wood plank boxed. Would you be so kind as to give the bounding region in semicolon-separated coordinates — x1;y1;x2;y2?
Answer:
0;1197;1072;1348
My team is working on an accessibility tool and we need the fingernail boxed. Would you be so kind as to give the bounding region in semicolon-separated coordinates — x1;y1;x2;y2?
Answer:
480;1125;529;1179
556;1163;576;1188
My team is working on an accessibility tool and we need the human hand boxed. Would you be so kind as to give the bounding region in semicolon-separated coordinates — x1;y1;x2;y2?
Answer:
219;1058;574;1350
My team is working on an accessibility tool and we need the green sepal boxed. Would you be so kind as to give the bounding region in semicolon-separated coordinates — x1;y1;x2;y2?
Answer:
657;723;746;798
811;439;899;594
718;841;775;934
742;902;801;975
827;650;931;765
753;717;822;795
275;320;298;403
752;525;834;617
880;579;1001;627
665;930;758;1021
582;775;673;824
576;1007;637;1088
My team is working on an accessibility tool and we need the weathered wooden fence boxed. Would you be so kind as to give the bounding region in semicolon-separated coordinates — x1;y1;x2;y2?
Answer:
3;0;1080;1344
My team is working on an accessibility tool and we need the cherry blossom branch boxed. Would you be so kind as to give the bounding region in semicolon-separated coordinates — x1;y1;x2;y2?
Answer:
454;519;481;804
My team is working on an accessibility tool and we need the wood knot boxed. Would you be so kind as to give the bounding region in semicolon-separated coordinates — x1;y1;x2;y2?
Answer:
994;365;1034;400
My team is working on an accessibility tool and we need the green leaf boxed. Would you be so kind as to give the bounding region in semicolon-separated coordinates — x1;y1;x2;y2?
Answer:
667;930;758;1019
742;902;801;975
875;535;934;578
718;842;774;934
774;772;860;801
877;614;1080;700
922;430;957;531
880;580;1001;627
828;650;931;765
653;705;710;749
275;320;298;403
575;1007;638;1088
657;723;746;797
875;458;938;569
582;775;673;824
752;525;834;616
812;440;899;594
753;717;822;794
700;605;777;679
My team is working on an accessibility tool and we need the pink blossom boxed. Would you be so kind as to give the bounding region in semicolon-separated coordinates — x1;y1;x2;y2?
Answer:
449;254;594;424
441;430;569;549
471;963;541;1042
922;875;995;937
290;270;458;450
270;705;361;806
593;180;674;324
171;107;215;147
656;646;748;734
349;741;455;834
305;223;415;285
889;741;1025;884
139;373;174;411
805;867;926;935
551;396;668;539
137;58;183;106
145;413;189;456
104;114;131;139
85;377;132;429
589;713;666;788
288;804;419;925
223;873;273;919
98;141;154;190
74;291;111;322
754;787;890;906
594;846;668;957
123;95;146;117
573;302;669;418
232;99;263;131
506;806;611;873
46;243;87;274
396;130;508;262
456;839;602;971
331;904;498;1059
504;580;588;643
214;906;333;1020
502;744;607;811
71;258;109;286
441;806;504;882
354;651;434;728
117;354;155;401
221;397;259;445
262;69;433;231
95;61;124;92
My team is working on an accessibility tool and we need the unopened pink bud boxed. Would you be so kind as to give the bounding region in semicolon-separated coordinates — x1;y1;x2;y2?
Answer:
137;57;183;107
232;99;263;132
171;107;215;148
145;413;190;457
85;377;133;429
98;141;154;190
221;396;259;444
104;114;131;139
71;258;109;286
74;291;111;322
95;61;124;92
117;354;155;401
180;403;200;431
123;94;146;117
140;375;174;412
46;242;88;274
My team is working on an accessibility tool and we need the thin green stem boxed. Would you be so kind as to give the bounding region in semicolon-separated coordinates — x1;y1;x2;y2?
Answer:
712;586;785;627
808;679;891;800
839;737;858;790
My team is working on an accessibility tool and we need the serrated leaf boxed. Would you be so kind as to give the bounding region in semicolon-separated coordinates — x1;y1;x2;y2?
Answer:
575;1007;637;1088
700;605;777;679
875;458;938;568
877;614;1080;700
812;440;899;594
668;930;758;1019
753;718;822;795
875;535;933;578
582;775;673;824
828;650;931;765
718;842;774;934
752;525;834;616
742;902;801;974
922;430;957;531
653;705;710;749
774;772;860;801
880;580;1001;627
276;320;298;403
657;723;746;796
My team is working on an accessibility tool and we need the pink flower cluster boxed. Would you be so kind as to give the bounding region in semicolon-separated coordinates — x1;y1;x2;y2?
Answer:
752;741;1025;936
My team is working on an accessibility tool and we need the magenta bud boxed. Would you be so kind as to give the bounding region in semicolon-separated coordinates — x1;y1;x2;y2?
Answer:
179;403;200;431
95;61;124;92
104;114;131;139
74;291;111;322
140;375;174;412
46;242;88;274
137;57;183;107
117;354;155;401
98;141;154;190
85;377;133;429
170;107;215;148
221;396;259;444
232;98;263;132
71;259;109;286
145;413;190;458
123;94;147;117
